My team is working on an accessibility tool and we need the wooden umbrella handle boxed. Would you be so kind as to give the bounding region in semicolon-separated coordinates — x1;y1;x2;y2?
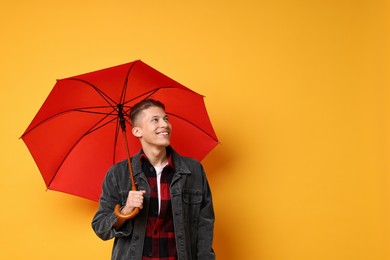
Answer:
113;179;140;220
113;178;140;227
114;204;140;219
113;182;140;221
113;205;139;229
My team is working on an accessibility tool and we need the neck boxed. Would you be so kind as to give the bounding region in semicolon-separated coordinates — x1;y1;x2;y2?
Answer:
142;146;168;167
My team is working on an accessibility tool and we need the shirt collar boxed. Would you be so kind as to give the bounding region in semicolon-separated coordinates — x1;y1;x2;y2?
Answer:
139;146;175;170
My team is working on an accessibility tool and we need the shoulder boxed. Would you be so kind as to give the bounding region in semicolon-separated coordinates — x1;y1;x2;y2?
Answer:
109;159;128;171
180;155;201;166
105;159;129;180
172;149;202;171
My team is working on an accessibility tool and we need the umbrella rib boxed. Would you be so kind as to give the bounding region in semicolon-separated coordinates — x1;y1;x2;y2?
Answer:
167;112;219;142
97;60;136;163
122;87;184;107
46;112;118;188
65;78;118;108
74;108;116;116
120;62;190;106
110;60;135;161
23;68;125;139
122;86;202;108
22;106;116;137
85;115;117;135
120;60;138;106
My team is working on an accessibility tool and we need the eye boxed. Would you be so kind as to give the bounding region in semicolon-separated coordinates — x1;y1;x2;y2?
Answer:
164;116;169;122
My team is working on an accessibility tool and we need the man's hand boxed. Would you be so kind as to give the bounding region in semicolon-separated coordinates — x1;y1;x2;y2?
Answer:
121;190;146;214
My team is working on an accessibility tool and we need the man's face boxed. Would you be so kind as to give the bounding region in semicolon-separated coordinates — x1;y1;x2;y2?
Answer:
132;106;172;149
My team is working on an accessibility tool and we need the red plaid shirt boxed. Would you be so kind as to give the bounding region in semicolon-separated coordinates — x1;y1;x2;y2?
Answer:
140;152;177;260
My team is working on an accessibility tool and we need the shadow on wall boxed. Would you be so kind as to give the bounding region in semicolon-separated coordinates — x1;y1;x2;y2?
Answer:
201;135;240;259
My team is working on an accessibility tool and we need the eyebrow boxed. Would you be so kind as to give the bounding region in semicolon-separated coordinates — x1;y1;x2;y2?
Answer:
150;115;167;119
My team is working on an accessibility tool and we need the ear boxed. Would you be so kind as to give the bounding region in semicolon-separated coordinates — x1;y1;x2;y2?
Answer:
132;126;142;138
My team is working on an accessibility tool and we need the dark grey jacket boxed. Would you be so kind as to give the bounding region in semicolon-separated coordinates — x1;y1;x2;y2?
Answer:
91;148;215;260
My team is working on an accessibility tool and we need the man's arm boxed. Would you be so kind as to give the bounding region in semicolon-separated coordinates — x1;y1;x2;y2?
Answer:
197;166;216;259
91;167;133;240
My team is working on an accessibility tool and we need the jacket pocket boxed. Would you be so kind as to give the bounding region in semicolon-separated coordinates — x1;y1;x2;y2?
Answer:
183;190;202;258
183;190;202;204
183;189;202;222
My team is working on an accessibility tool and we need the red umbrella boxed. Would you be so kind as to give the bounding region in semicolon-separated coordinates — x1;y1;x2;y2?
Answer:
21;60;218;203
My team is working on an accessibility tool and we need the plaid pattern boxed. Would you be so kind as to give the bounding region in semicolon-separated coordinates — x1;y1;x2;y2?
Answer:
141;153;177;260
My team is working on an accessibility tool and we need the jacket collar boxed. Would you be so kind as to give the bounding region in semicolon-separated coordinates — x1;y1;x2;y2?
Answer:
132;146;191;176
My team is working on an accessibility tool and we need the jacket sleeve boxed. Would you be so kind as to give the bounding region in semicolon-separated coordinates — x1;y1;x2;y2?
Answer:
197;165;216;259
91;166;133;240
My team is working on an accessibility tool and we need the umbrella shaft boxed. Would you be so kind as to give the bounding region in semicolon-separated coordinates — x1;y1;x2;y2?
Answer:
117;104;127;131
122;128;137;190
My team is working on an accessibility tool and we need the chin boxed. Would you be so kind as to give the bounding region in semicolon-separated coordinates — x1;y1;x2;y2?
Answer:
152;140;170;147
160;141;171;147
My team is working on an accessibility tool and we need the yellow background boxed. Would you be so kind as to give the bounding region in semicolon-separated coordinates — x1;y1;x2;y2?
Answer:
1;1;389;259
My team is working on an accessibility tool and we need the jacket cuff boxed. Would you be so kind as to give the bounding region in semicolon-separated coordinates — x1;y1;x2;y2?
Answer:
111;209;132;237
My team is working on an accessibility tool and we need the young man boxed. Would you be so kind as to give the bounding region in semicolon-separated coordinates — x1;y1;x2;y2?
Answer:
92;99;215;260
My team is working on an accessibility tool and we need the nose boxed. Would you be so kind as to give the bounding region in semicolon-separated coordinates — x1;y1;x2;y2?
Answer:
159;118;169;127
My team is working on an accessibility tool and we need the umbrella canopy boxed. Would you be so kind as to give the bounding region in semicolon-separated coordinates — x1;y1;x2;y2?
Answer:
22;60;218;201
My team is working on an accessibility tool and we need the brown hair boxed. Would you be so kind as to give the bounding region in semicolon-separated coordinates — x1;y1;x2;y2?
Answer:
129;99;165;125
